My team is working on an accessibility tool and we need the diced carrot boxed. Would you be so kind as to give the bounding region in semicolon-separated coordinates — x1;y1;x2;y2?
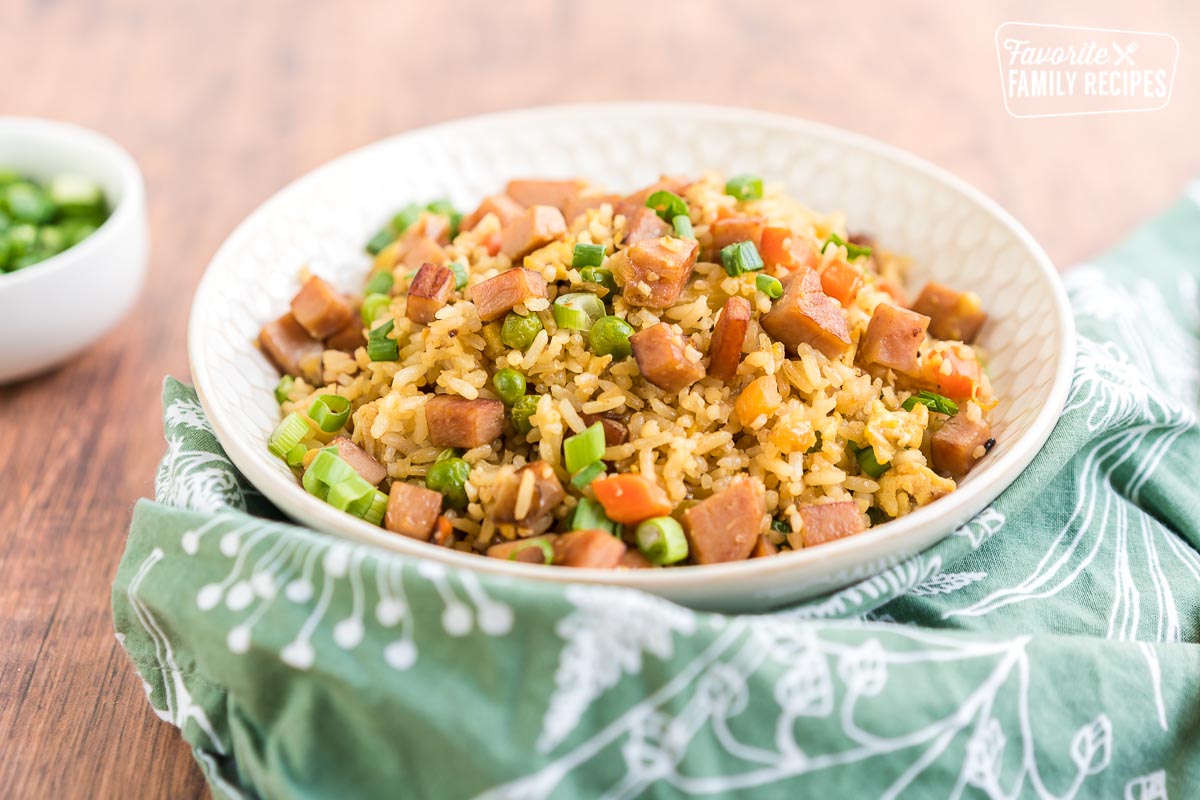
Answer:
431;515;455;547
924;349;982;400
760;225;819;272
484;230;502;257
819;261;863;306
878;280;908;307
735;375;781;427
591;474;673;524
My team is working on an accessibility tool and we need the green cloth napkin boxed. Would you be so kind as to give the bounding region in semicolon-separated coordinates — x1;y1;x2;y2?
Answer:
114;196;1200;799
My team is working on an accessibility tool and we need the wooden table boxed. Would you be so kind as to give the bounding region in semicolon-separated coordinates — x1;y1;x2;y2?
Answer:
1;0;1195;795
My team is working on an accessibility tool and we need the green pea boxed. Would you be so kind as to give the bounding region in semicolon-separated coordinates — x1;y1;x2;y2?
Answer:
500;311;544;351
510;395;540;434
587;315;635;359
492;368;527;406
425;457;470;510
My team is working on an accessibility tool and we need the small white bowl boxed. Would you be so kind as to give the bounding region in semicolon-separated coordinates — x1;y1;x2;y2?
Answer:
190;104;1074;612
0;117;147;384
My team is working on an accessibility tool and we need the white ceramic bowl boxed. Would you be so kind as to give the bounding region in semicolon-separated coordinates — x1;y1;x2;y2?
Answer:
189;103;1074;612
0;117;147;383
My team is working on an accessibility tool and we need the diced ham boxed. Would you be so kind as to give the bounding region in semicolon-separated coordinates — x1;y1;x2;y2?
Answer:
932;413;992;479
425;395;505;448
622;207;671;246
912;282;988;343
710;215;765;251
630;323;706;392
580;413;629;446
847;232;875;249
470;268;548;321
611;236;699;308
401;236;447;271
760;225;820;272
760;268;852;359
324;314;365;353
406;262;455;325
487;461;566;534
618;550;656;569
500;205;567;260
487;534;558;563
562;192;620;223
259;313;323;384
290;276;354;339
331;437;387;486
623;176;691;208
819;261;863;306
681;479;765;564
859;303;930;375
505;178;587;210
799;501;865;547
461;194;525;232
707;296;752;381
751;535;779;558
385;482;444;541
555;529;627;568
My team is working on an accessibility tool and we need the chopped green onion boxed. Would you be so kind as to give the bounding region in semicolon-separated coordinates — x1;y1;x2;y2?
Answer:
500;311;544;351
285;443;308;467
571;242;605;268
770;518;792;534
756;274;783;299
570;496;618;535
361;293;392;325
854;445;888;479
327;473;375;513
365;228;394;256
719;240;764;277
492;368;527;406
449;261;469;290
363;270;394;296
390;203;423;235
901;390;958;416
867;507;890;526
570;461;606;489
4;183;54;223
510;395;539;434
425;457;470;510
806;431;824;454
552;292;606;331
268;412;311;459
367;319;399;361
426;200;461;239
724;174;763;202
303;449;357;500
563;422;606;474
671;214;694;240
48;175;104;216
361;490;389;526
645;190;688;222
821;232;872;260
635;516;689;565
579;267;618;296
435;447;461;462
274;375;295;405
308;394;351;433
587;315;634;359
508;539;554;564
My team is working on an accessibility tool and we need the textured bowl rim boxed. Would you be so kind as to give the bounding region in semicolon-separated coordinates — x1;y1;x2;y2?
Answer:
189;102;1076;594
0;116;145;292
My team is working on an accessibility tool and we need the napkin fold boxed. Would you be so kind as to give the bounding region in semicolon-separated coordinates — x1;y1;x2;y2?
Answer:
114;194;1200;798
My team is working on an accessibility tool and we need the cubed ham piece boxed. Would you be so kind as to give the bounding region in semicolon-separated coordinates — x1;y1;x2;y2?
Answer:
751;535;779;558
710;215;765;251
554;529;627;568
580;413;629;446
611;236;699;308
461;194;525;232
859;303;930;376
385;482;443;541
486;534;558;564
681;479;765;564
487;461;566;534
500;205;567;260
505;178;587;210
912;282;988;343
562;192;620;223
799;501;865;548
331;436;387;486
259;313;323;384
760;268;852;359
630;323;706;392
470;268;548;321
707;296;752;381
324;314;365;353
290;276;354;339
618;550;656;569
406;262;455;325
931;413;992;479
425;395;505;448
622;207;671;246
401;236;448;271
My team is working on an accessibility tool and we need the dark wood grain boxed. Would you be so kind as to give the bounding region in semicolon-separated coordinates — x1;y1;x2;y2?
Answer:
0;0;1195;796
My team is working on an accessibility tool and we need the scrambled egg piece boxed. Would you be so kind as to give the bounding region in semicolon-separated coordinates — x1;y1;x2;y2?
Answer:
877;462;957;517
865;400;928;464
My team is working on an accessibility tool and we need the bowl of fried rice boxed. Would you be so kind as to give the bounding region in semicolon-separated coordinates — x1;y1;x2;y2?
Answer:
188;104;1073;611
